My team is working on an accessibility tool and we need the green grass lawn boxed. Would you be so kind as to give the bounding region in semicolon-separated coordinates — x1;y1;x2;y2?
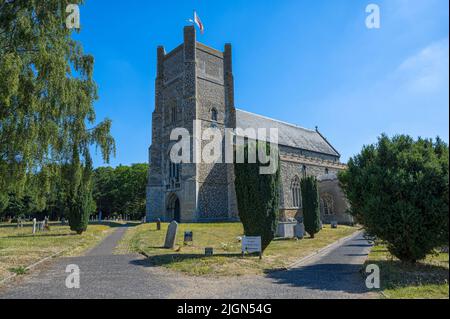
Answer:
116;222;360;276
366;243;449;299
0;222;115;282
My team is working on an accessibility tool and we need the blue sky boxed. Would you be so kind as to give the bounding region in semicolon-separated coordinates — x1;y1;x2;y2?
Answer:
74;0;449;167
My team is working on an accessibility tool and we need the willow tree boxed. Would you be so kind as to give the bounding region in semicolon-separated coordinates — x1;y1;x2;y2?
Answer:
0;1;115;232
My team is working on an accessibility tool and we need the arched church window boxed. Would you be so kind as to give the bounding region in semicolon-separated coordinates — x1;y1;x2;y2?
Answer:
321;193;334;215
325;168;329;174
171;106;177;123
211;108;218;122
291;176;301;208
167;160;181;190
302;165;307;178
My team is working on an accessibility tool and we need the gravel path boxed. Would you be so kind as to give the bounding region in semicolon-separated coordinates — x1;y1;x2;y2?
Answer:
0;228;374;299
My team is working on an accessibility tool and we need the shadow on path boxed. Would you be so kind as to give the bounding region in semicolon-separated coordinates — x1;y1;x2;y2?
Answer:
265;263;369;294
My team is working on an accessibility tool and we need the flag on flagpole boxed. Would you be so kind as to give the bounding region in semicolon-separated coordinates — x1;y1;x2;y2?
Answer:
193;11;205;34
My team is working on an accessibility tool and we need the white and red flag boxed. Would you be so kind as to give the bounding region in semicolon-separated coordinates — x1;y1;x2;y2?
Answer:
193;11;205;34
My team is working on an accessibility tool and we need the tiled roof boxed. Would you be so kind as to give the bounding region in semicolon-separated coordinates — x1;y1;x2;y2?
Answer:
236;109;340;157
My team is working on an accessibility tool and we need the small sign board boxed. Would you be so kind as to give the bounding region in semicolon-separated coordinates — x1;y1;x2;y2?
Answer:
241;236;262;259
184;231;193;244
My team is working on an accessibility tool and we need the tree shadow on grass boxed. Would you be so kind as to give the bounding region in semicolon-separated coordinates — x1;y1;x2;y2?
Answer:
345;244;373;248
374;259;449;290
3;233;79;239
88;221;141;228
130;253;244;268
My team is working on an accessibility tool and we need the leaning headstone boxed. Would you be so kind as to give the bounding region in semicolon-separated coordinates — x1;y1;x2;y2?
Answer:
32;218;37;234
163;221;178;249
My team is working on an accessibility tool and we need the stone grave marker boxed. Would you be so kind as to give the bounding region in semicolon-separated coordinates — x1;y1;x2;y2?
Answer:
294;223;304;239
205;247;214;256
32;218;37;234
156;218;161;231
163;221;178;249
184;231;193;245
44;217;50;231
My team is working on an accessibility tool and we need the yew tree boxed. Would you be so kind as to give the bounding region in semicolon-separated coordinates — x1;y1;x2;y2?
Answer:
339;135;448;262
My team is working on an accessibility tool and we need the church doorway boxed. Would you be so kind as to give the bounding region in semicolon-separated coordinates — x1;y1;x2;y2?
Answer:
167;193;181;223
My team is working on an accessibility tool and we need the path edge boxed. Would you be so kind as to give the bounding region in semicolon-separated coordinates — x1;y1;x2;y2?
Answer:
0;248;68;286
287;229;365;269
0;227;120;287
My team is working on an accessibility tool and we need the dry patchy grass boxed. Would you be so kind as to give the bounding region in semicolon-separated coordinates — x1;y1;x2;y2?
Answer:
116;222;360;276
0;223;114;282
366;243;449;299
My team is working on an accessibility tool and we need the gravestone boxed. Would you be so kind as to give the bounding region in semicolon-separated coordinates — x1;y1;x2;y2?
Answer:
156;218;161;231
44;217;50;231
331;221;338;229
184;231;193;245
163;221;178;249
32;218;37;234
294;223;305;239
205;247;214;256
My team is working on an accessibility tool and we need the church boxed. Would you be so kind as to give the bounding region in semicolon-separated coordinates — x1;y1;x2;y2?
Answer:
146;26;352;225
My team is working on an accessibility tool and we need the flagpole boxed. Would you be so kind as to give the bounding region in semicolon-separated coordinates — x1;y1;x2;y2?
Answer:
187;10;195;25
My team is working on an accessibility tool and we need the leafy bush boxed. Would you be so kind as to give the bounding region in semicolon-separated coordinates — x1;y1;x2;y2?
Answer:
301;176;321;238
339;135;449;262
234;142;280;251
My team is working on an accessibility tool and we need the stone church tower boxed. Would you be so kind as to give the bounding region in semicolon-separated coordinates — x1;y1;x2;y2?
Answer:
147;26;352;225
146;26;238;222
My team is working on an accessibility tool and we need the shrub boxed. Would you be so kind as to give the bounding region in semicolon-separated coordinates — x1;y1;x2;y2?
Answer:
66;151;95;235
234;142;280;251
301;176;321;238
339;134;449;262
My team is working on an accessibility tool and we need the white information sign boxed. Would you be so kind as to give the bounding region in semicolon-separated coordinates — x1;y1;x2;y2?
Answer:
242;236;262;257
